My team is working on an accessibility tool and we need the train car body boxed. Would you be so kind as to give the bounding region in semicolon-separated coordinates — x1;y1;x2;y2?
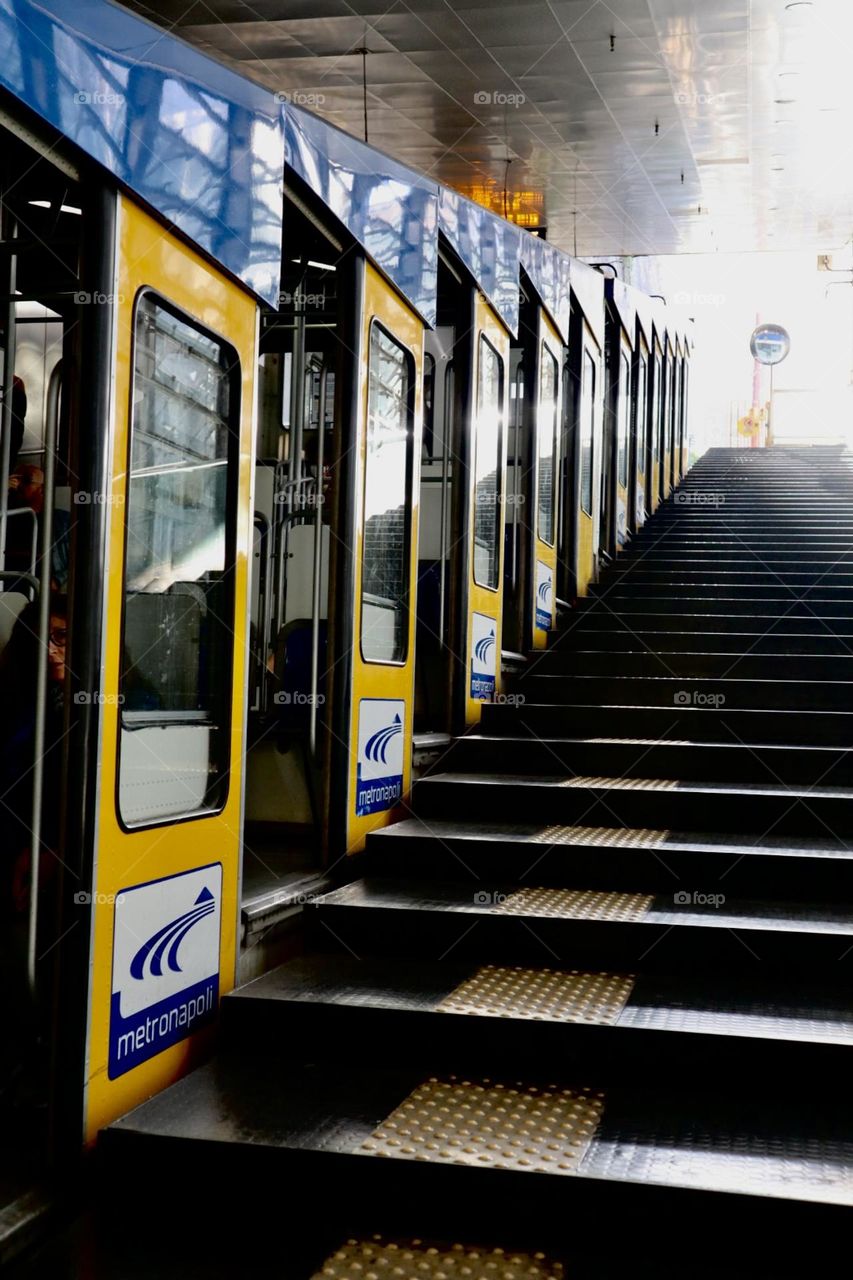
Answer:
0;0;691;1216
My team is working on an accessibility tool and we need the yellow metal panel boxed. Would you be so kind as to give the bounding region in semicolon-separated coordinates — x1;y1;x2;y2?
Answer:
465;292;511;724
345;262;424;852
84;196;257;1141
530;309;562;650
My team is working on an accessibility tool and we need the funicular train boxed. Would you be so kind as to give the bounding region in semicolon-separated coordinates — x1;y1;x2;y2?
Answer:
0;0;690;1177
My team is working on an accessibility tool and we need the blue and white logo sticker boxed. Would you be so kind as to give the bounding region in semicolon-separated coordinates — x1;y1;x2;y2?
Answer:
356;698;405;817
470;611;497;701
535;560;553;632
109;864;222;1079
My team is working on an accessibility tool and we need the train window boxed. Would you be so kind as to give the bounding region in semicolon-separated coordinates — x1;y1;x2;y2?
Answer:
537;344;558;546
422;351;436;461
361;322;414;664
580;350;595;517
652;354;662;462
473;335;504;590
617;350;630;489
636;356;647;469
118;292;238;827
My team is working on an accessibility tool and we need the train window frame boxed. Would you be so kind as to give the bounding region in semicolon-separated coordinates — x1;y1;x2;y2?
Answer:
617;348;630;489
636;354;648;472
472;332;505;592
580;348;595;518
116;287;241;832
652;351;662;464
537;340;559;547
359;317;416;667
422;349;436;461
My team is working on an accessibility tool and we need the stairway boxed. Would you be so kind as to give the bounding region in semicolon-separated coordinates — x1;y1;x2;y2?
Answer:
103;447;853;1275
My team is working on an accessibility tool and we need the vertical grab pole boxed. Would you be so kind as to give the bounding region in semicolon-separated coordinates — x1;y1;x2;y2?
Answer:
28;359;60;994
308;367;326;758
0;205;17;572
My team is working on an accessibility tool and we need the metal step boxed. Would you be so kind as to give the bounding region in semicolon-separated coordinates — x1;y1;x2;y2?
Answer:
412;770;853;838
517;671;853;710
223;953;853;1089
102;1058;853;1262
365;817;853;900
305;878;853;971
440;732;853;787
479;699;853;745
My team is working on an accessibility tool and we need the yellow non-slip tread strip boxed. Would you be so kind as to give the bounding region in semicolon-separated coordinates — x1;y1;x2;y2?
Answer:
528;824;671;848
495;887;654;922
436;965;636;1025
361;1076;604;1174
314;1236;565;1278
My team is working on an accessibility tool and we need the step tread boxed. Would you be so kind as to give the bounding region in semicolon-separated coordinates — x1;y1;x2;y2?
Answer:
419;770;853;801
370;817;853;858
106;1058;853;1207
231;954;853;1047
315;878;853;934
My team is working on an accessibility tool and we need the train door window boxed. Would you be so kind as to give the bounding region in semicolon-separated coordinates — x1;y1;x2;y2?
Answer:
473;335;504;589
118;293;238;827
580;349;595;516
652;353;662;463
422;351;436;460
361;322;414;664
617;350;630;489
537;343;558;545
636;356;647;463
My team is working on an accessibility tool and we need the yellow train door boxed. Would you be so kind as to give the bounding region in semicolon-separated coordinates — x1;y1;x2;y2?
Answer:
330;259;424;855
83;196;257;1141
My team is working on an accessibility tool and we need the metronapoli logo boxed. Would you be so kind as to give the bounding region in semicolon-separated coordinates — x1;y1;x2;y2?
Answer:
471;611;497;701
356;699;405;817
109;864;222;1079
535;560;553;632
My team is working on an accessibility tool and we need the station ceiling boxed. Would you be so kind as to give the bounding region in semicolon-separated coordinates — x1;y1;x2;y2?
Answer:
122;0;853;259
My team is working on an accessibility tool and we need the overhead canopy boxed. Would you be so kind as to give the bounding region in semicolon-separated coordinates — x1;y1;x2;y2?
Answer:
520;234;572;344
0;0;285;306
437;186;522;336
285;105;438;328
